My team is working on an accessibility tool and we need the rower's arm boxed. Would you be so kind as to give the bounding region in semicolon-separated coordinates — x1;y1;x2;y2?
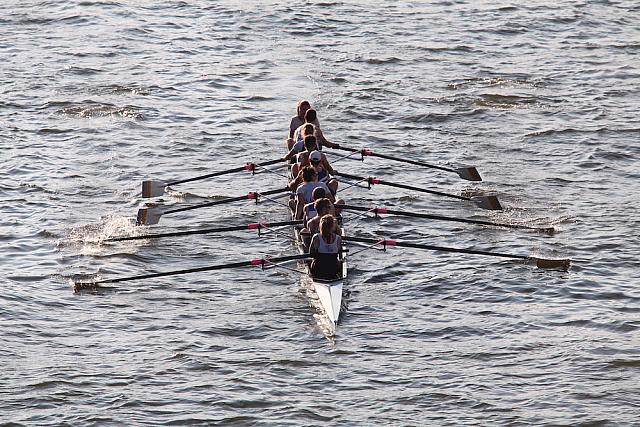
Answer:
288;170;302;190
283;146;297;161
322;155;335;175
316;127;339;149
309;235;319;255
295;193;305;220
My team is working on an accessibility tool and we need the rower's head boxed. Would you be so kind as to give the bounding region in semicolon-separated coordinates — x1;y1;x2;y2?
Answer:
309;150;322;166
312;186;326;201
304;135;317;152
301;123;315;138
319;214;336;238
297;100;311;119
304;108;317;124
314;198;332;216
302;165;317;183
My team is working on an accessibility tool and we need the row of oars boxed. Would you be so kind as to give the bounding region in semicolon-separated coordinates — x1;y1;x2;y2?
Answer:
73;144;570;290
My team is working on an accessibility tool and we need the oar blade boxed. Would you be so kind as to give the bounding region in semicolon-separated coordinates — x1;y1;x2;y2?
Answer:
142;180;167;198
456;167;482;182
471;195;503;211
136;205;163;226
535;258;571;270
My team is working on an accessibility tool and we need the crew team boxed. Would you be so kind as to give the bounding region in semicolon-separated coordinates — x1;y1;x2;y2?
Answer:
285;100;343;280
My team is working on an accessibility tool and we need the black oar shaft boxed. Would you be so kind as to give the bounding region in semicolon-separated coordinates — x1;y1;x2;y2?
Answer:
108;220;303;242
335;172;469;201
344;236;570;269
333;146;456;172
164;187;289;215
344;236;528;260
365;151;455;173
340;205;545;231
81;253;312;285
167;158;282;186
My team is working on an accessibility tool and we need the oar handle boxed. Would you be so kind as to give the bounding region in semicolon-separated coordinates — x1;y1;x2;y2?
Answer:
167;158;283;186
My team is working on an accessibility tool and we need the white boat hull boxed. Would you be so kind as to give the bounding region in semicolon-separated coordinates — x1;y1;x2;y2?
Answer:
292;216;347;328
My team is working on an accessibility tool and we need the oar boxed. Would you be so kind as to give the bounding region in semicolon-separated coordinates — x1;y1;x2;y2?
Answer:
107;220;303;242
331;146;481;181
142;158;283;198
335;172;502;211
343;236;570;269
72;253;312;289
340;204;553;233
136;187;290;226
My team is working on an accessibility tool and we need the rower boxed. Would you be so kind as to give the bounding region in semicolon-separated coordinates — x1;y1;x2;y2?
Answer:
290;108;340;151
307;198;341;236
289;137;338;193
288;135;320;181
287;100;313;150
303;186;328;224
309;150;338;195
284;123;316;163
310;214;342;280
293;166;333;220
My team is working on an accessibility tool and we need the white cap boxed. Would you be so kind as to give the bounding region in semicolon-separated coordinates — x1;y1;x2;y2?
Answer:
309;150;322;162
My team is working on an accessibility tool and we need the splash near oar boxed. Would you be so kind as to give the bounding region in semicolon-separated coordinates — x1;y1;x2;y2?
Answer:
335;172;502;210
343;236;570;270
141;158;283;198
330;146;482;181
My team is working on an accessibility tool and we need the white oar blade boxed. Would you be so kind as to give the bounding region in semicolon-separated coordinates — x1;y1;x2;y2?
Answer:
456;167;482;182
142;180;166;198
472;195;503;211
136;206;163;225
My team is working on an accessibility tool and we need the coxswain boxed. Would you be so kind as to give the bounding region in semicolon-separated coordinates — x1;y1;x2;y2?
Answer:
310;214;342;280
292;166;333;220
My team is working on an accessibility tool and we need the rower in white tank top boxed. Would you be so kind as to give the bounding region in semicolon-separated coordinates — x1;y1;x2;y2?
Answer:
316;233;341;254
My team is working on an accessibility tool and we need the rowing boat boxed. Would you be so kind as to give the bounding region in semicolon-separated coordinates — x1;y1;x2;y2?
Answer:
74;115;571;332
288;170;347;329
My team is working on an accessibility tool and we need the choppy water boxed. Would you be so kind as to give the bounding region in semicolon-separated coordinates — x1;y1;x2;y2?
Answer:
1;1;639;425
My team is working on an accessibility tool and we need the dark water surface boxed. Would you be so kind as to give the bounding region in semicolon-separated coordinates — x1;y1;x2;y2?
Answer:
1;1;639;425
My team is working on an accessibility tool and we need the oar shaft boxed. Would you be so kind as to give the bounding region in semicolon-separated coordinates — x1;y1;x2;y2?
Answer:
344;236;528;261
364;151;455;173
332;146;456;172
164;187;289;215
167;158;282;186
339;205;544;231
85;253;312;285
108;220;303;242
335;172;469;201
